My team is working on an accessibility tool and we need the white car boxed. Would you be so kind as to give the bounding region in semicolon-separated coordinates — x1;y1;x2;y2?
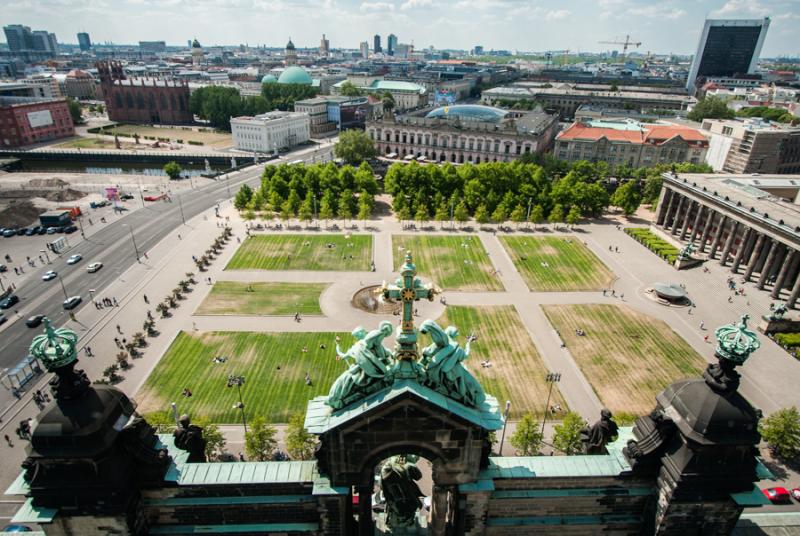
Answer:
86;262;103;273
42;270;57;281
66;254;82;265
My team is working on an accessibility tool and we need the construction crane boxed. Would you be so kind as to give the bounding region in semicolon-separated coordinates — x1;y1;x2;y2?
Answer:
598;35;641;60
544;50;570;67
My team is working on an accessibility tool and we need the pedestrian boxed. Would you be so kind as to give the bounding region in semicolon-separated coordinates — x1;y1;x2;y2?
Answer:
178;234;182;240
113;297;118;306
615;246;619;253
728;296;733;303
704;335;709;343
4;435;12;447
611;289;616;297
144;252;148;259
143;294;149;304
238;452;245;462
116;324;122;334
602;289;606;296
700;321;705;330
620;293;624;300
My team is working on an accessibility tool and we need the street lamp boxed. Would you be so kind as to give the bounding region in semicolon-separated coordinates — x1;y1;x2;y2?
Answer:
57;273;69;300
88;288;96;301
177;194;186;225
498;400;511;455
227;374;248;434
541;372;562;434
76;216;86;238
123;224;140;263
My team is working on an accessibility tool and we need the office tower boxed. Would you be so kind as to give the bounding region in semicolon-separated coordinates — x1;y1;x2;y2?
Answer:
78;32;92;51
373;34;382;54
360;41;369;59
387;33;397;56
3;25;34;52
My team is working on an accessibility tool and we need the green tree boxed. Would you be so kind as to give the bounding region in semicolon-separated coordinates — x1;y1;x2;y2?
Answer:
298;193;314;226
530;204;544;230
415;204;429;228
566;205;582;228
642;176;663;206
474;204;490;225
759;407;800;459
434;203;449;229
339;81;364;97
611;181;642;216
334;129;377;165
163;161;182;180
338;192;353;225
491;204;508;225
687;96;735;122
510;203;526;229
319;194;334;228
397;205;412;225
454;200;469;228
280;200;294;224
509;412;544;456
234;184;253;210
548;204;564;229
66;97;83;124
381;92;395;114
553;412;585;455
285;412;317;460
193;417;226;461
358;194;372;228
244;416;278;461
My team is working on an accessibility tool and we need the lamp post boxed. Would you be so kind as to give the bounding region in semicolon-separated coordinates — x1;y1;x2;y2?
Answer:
526;197;532;230
124;225;140;263
76;216;85;238
498;400;511;455
88;288;96;302
541;372;561;434
40;249;50;264
227;374;247;434
170;402;180;427
177;194;186;225
57;274;69;300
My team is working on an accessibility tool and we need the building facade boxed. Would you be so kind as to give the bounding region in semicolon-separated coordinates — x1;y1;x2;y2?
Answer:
555;119;709;168
97;61;193;124
294;96;376;137
231;110;310;153
285;39;297;66
656;173;800;307
319;34;330;57
367;104;558;163
0;96;74;147
387;33;398;56
77;32;91;51
331;77;426;111
686;18;770;93
373;34;382;54
64;70;97;100
702;118;800;174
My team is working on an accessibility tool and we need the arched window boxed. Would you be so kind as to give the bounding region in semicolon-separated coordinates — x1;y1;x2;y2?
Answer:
136;93;145;109
179;96;186;111
160;93;168;110
126;92;134;109
170;94;177;110
148;93;156;110
114;92;123;109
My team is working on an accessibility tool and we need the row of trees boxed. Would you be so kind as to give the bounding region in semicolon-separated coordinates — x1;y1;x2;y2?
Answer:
189;83;318;131
234;161;379;225
688;96;798;125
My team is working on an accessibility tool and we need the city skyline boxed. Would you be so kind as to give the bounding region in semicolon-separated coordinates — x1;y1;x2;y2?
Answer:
1;0;799;56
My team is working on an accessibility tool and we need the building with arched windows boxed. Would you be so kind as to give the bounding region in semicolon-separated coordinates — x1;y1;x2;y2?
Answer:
366;104;558;164
96;61;193;125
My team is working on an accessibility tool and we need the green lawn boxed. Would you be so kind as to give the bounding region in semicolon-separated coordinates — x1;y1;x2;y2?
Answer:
137;331;354;423
100;124;233;148
435;306;566;418
542;304;704;415
392;235;503;291
226;235;373;271
500;236;615;291
195;282;326;316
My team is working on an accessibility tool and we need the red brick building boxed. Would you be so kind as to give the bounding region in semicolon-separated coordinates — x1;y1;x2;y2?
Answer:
0;96;74;147
96;61;193;125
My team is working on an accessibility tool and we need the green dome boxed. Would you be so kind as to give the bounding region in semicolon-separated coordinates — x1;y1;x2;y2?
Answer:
277;66;312;85
261;74;278;84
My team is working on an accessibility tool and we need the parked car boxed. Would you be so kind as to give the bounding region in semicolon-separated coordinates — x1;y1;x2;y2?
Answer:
63;225;78;234
15;228;26;236
46;227;58;234
792;488;800;502
24;228;36;236
0;294;19;309
86;262;103;273
0;264;6;273
1;524;33;532
62;296;82;310
3;229;17;237
42;270;57;281
36;227;46;235
25;315;45;328
66;254;82;265
762;487;792;504
120;193;134;200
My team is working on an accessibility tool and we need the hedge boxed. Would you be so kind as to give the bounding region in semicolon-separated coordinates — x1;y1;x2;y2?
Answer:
625;227;680;264
775;333;800;348
188;140;204;146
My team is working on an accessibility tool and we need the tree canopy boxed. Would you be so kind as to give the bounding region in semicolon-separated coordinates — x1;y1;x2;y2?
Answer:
610;180;642;216
335;129;377;165
687;96;735;122
339;81;364;97
759;407;800;459
66;97;83;125
244;416;278;461
737;106;797;125
509;412;544;455
553;412;585;455
163;161;182;180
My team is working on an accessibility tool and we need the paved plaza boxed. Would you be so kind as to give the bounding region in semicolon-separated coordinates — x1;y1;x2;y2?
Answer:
1;192;800;520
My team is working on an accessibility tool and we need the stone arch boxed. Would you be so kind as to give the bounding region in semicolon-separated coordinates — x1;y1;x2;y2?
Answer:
114;92;123;109
136;93;145;109
125;92;135;109
160;93;168;110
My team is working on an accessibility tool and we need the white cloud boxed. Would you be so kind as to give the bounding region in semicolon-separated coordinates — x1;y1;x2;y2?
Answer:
360;1;394;11
712;0;770;17
629;5;685;19
400;0;432;9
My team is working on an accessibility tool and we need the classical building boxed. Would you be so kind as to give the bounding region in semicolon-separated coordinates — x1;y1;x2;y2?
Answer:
96;61;193;125
555;119;709;168
231;110;310;153
284;38;297;66
702;118;800;175
64;69;98;100
655;172;800;307
331;76;426;111
0;96;74;147
367;104;558;163
295;95;380;136
191;39;203;68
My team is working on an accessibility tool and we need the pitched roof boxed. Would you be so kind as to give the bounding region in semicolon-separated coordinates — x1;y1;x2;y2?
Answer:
557;121;708;146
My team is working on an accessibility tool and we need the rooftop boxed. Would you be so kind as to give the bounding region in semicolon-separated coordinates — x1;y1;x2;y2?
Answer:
557;120;708;146
425;104;509;123
485;85;695;103
232;111;308;123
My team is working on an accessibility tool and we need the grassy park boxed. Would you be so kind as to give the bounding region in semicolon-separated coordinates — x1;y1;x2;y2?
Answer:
435;306;566;418
226;234;373;271
138;331;353;423
500;236;615;291
195;282;326;316
542;304;704;415
392;235;503;291
97;124;233;148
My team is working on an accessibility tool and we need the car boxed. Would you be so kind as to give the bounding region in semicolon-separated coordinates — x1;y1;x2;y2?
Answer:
42;270;57;281
0;294;19;309
31;226;42;234
66;254;82;265
63;225;78;234
0;264;6;273
792;488;800;502
24;228;36;236
36;227;46;235
86;262;103;273
1;524;33;532
25;315;45;328
46;227;58;234
15;228;26;236
3;229;17;237
762;487;792;504
120;193;134;200
62;296;82;310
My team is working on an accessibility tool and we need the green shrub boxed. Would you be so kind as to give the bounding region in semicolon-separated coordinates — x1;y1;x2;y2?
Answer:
625;227;679;265
775;333;800;348
188;140;204;146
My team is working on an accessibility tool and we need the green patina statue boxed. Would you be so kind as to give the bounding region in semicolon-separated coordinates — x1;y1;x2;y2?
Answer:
677;242;696;261
326;252;488;411
380;454;424;529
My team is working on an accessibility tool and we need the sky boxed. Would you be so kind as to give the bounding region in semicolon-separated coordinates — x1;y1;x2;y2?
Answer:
1;0;798;57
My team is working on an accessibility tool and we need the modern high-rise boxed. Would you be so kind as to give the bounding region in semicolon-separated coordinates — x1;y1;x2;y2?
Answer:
32;31;58;54
373;34;382;54
359;41;369;59
387;33;398;56
77;32;91;51
3;25;34;52
319;34;330;56
686;18;770;93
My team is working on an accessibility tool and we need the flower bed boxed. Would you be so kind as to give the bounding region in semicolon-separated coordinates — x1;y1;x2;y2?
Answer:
770;332;800;360
625;228;680;264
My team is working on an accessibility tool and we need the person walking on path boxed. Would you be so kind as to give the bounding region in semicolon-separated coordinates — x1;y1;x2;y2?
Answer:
143;295;149;304
4;435;12;447
700;321;705;330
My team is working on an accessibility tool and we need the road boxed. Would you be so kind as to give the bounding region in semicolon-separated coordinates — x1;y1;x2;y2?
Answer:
0;143;334;381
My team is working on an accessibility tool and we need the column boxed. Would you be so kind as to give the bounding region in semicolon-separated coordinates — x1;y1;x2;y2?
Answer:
698;209;716;252
788;271;800;309
661;190;678;229
772;250;798;299
357;485;373;536
656;189;673;226
730;228;753;273
429;485;452;536
670;196;686;235
708;215;728;259
719;222;740;266
679;201;695;241
689;205;705;243
757;241;781;290
744;234;767;281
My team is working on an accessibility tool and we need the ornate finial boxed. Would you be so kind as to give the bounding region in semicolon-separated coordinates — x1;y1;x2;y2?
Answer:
30;318;79;372
714;314;761;366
